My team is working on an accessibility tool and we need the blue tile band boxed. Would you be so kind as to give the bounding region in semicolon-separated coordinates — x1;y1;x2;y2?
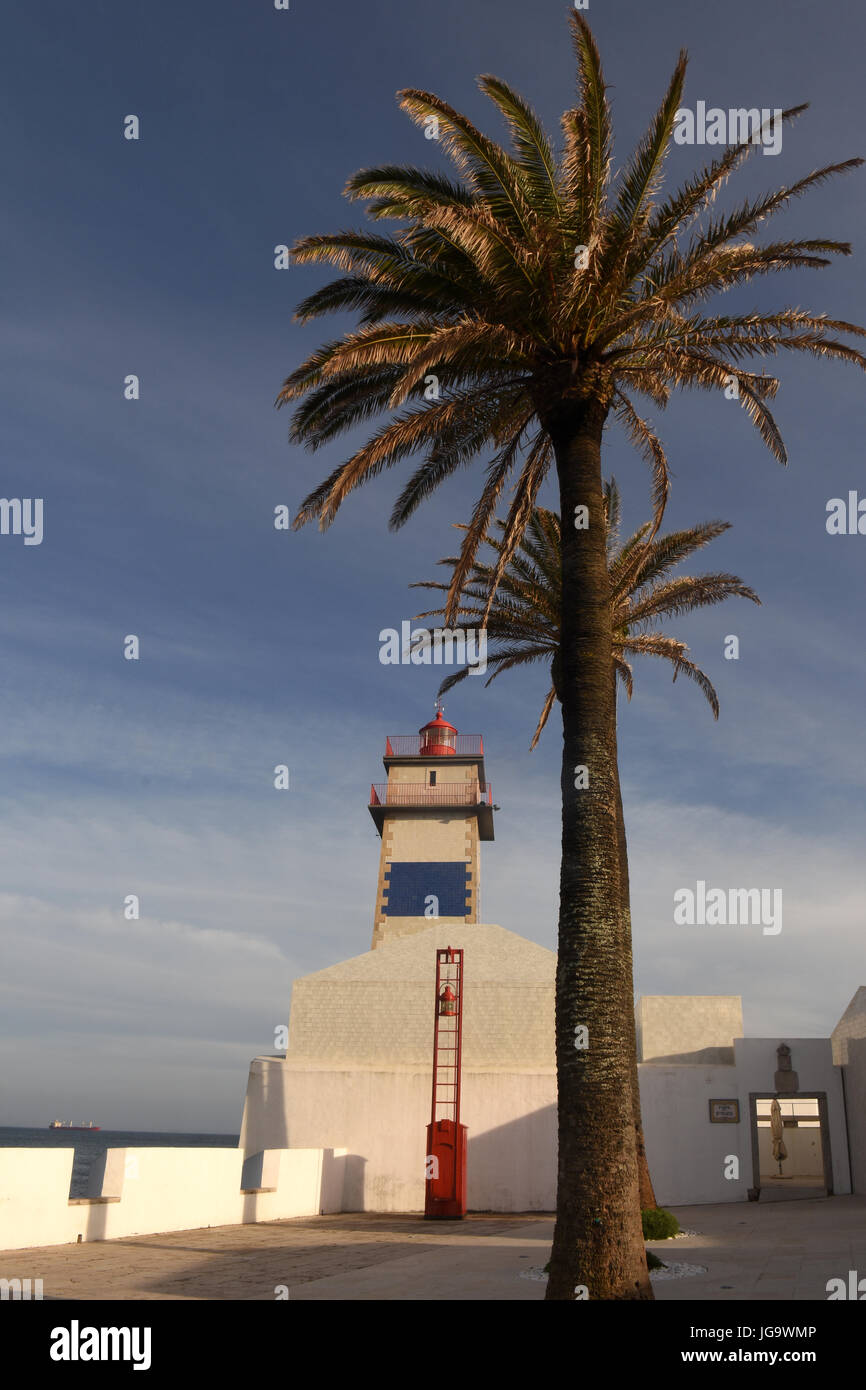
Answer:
382;862;471;916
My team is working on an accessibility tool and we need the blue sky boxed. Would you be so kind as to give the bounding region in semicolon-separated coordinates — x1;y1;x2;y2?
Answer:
1;0;864;1130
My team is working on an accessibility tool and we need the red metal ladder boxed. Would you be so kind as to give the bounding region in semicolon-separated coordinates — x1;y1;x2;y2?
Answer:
431;947;463;1124
425;947;467;1218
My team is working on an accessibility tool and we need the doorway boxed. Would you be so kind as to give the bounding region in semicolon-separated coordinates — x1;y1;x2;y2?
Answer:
749;1092;833;1200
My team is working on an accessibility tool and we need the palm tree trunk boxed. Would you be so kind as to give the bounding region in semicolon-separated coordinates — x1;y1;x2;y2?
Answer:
544;400;650;1300
613;727;658;1212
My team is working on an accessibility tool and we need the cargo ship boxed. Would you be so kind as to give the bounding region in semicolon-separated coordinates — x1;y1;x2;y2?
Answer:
48;1120;101;1131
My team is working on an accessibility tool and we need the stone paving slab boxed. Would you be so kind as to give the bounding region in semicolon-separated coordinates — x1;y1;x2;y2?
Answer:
1;1197;864;1300
647;1195;866;1302
291;1221;553;1300
0;1214;548;1301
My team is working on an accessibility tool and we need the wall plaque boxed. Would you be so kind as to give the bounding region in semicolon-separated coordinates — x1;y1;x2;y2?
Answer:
709;1099;740;1123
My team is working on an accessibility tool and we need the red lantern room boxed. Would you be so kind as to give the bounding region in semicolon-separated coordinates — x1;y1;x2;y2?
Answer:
438;984;457;1017
419;703;457;757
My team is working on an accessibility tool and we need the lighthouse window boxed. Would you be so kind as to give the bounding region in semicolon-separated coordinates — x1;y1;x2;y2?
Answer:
429;771;437;786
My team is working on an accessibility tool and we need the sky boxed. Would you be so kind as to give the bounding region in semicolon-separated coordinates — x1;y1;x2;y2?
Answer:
1;0;864;1131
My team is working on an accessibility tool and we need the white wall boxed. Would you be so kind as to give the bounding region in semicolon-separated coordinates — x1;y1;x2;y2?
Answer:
640;1040;852;1205
235;1033;856;1214
242;1049;852;1211
639;1064;748;1206
843;1037;866;1193
0;1146;346;1253
241;1057;557;1212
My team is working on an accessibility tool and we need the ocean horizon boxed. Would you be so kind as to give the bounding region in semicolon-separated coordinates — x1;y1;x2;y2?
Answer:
0;1126;240;1199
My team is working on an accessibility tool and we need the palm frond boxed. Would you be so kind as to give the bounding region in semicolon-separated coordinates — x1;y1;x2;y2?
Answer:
414;487;758;744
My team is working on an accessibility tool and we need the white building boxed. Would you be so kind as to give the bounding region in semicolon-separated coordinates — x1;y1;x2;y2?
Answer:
240;708;866;1211
3;707;863;1252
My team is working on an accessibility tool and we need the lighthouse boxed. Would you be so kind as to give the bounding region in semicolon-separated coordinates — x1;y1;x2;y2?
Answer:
240;704;558;1213
368;704;494;949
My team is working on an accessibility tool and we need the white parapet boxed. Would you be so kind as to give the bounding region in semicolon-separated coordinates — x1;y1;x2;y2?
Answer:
0;1146;348;1253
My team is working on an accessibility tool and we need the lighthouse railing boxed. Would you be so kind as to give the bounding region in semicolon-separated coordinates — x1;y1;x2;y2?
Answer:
370;782;492;808
384;734;483;757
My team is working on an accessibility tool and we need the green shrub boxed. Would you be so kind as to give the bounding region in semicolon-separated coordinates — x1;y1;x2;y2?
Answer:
642;1207;679;1240
646;1249;666;1271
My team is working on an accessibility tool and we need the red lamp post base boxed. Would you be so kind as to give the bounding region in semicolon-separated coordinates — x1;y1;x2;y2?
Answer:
424;1119;468;1219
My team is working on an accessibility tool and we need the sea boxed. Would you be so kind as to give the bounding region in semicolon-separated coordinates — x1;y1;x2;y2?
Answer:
0;1126;239;1199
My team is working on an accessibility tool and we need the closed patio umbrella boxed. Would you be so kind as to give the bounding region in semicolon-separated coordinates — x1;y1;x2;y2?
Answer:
770;1098;788;1175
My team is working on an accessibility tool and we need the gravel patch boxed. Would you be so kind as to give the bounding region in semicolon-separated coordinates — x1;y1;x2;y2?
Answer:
519;1266;551;1282
519;1259;709;1285
650;1261;708;1281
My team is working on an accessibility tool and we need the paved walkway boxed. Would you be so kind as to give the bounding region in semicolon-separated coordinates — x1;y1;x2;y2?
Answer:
3;1197;864;1300
650;1194;866;1302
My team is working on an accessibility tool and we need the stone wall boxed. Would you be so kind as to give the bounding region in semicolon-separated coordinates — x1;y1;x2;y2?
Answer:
288;923;556;1065
637;995;743;1065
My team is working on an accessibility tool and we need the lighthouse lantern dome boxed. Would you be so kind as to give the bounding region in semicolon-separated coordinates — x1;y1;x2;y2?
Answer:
419;703;457;757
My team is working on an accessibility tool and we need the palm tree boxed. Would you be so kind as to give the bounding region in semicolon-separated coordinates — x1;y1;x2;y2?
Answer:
278;13;865;1297
413;482;761;1212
